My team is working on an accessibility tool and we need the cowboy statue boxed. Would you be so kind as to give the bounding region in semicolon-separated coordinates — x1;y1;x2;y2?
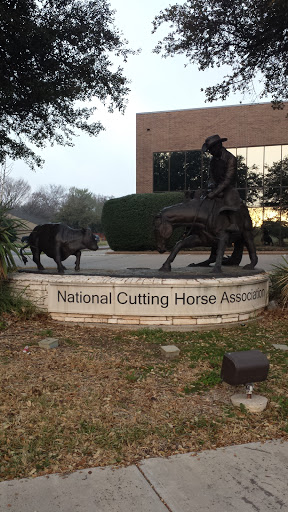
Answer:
153;133;258;273
201;134;242;232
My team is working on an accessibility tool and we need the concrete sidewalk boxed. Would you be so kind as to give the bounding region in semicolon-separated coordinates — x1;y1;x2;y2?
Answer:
1;440;287;511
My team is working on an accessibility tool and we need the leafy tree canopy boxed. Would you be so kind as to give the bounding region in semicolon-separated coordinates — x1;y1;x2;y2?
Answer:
153;0;288;104
262;220;288;245
55;187;111;229
264;156;288;210
0;0;134;168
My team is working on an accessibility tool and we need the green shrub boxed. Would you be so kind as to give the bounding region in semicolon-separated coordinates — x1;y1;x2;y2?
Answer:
262;220;288;246
0;281;38;319
270;256;288;306
101;192;185;251
0;206;25;279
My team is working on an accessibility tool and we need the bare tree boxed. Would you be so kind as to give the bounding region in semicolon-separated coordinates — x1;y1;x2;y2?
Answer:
21;184;67;221
0;161;31;207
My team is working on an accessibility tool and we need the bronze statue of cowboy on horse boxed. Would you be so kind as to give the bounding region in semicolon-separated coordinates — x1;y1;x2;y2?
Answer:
154;134;258;273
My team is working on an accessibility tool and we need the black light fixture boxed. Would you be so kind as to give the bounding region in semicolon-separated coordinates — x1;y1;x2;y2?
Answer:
221;350;269;399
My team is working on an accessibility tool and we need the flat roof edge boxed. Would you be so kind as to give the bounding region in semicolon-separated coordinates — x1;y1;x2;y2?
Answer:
136;101;284;115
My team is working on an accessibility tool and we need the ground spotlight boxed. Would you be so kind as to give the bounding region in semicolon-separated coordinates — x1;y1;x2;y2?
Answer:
221;350;269;412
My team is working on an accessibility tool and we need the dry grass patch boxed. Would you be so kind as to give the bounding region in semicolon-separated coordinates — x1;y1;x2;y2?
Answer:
0;310;287;481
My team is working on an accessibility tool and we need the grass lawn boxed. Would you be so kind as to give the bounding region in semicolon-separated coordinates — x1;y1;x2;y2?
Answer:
0;309;287;481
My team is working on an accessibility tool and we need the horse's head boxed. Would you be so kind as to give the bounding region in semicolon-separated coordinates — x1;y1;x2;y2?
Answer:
153;213;173;253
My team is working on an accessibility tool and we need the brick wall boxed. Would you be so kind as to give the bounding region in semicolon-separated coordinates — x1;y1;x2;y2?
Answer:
136;102;288;193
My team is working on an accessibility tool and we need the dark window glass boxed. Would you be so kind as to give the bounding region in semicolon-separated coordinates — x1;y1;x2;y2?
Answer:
246;188;263;207
280;187;288;209
185;151;202;190
236;155;248;202
263;187;281;208
263;208;281;223
264;146;281;173
152;145;288;244
153;153;169;192
153;146;287;216
264;160;282;197
170;152;186;191
248;207;264;227
282;157;288;187
262;209;287;246
264;154;288;211
236;155;247;189
247;147;264;188
201;153;211;190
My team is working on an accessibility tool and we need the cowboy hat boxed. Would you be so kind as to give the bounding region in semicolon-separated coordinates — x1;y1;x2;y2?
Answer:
202;134;228;152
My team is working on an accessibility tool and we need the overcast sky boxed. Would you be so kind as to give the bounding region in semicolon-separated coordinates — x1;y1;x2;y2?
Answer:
9;0;262;199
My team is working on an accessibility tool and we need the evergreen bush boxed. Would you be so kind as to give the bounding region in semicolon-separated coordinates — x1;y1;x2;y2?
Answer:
0;206;25;279
270;256;288;306
101;192;185;251
0;281;38;320
0;206;39;321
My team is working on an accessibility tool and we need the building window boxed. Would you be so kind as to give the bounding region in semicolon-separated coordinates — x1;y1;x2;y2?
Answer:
153;150;210;192
153;145;288;241
153;152;169;192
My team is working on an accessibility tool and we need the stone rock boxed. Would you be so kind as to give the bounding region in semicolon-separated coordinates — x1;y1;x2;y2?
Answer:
231;393;268;413
267;300;278;310
160;345;180;359
38;337;59;349
272;343;288;351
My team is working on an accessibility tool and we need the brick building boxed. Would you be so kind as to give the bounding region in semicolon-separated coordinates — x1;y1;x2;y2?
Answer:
136;102;288;227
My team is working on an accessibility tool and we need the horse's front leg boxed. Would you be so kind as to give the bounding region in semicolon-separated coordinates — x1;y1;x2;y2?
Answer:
159;235;200;272
188;245;217;267
212;231;229;273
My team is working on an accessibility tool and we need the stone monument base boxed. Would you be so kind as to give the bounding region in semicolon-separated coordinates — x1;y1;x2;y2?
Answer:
9;266;269;329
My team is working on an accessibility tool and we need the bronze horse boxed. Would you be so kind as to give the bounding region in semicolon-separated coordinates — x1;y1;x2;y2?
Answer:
188;238;244;268
154;195;258;273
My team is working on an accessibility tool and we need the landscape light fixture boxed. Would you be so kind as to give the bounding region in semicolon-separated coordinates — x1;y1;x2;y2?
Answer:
221;350;270;412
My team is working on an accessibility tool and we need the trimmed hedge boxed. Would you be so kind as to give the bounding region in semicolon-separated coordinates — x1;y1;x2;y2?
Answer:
101;192;186;251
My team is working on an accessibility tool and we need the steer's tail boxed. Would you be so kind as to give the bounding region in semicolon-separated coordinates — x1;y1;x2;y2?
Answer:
20;236;30;265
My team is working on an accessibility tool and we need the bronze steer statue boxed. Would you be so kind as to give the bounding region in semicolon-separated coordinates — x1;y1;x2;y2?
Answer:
154;196;258;273
20;223;99;273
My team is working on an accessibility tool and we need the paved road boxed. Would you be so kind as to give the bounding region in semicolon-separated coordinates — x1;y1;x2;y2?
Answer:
14;248;287;273
0;440;287;511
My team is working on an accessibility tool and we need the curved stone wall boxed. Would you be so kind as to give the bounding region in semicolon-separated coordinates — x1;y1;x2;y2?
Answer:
9;272;269;329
